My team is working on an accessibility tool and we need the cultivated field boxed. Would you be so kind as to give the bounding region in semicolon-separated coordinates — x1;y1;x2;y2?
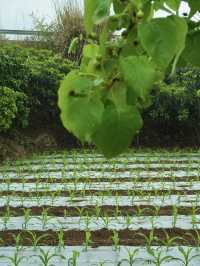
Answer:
0;150;200;265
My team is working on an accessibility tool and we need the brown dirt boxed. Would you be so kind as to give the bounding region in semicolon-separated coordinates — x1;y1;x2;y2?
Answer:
1;166;199;174
0;228;199;246
0;176;199;184
0;206;198;217
9;159;200;167
0;189;198;197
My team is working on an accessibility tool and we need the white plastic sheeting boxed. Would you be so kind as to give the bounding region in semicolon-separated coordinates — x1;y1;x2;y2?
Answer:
0;246;199;266
0;215;200;231
0;194;199;207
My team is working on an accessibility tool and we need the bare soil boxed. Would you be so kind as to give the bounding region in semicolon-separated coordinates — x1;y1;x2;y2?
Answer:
0;228;199;247
0;206;198;217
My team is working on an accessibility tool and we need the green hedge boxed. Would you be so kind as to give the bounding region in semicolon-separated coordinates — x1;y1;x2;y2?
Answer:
146;68;200;126
0;45;72;131
141;68;200;146
0;87;29;132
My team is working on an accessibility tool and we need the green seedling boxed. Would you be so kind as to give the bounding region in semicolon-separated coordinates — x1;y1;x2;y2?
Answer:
57;228;65;252
111;230;120;251
32;248;65;266
176;246;200;266
25;231;49;251
159;230;185;251
146;247;177;266
67;250;80;266
13;233;23;252
136;230;159;253
0;251;25;266
22;208;31;229
117;248;139;266
83;231;92;251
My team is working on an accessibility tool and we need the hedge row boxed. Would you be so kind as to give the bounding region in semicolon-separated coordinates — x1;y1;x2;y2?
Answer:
0;45;72;132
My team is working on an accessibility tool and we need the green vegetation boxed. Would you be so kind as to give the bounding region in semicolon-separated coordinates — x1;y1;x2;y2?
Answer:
58;0;200;158
0;45;72;130
0;87;29;132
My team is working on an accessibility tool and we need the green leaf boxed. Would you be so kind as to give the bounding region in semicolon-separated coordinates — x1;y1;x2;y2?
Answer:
58;71;104;142
113;0;126;14
182;30;200;67
121;28;143;57
84;0;98;34
68;37;79;54
82;44;100;59
165;0;181;11
93;0;112;25
119;56;157;100
108;81;127;108
80;44;101;72
187;0;200;17
138;16;188;70
92;104;143;158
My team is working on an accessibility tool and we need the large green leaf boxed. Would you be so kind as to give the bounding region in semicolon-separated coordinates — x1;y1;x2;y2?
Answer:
108;81;127;108
92;104;143;158
119;56;157;100
80;44;101;73
182;30;200;67
187;0;200;17
93;0;112;25
138;16;188;70
165;0;181;11
113;0;126;14
58;71;104;142
84;0;98;34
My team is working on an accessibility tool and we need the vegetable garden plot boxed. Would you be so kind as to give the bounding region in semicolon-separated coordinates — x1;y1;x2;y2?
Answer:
1;151;200;265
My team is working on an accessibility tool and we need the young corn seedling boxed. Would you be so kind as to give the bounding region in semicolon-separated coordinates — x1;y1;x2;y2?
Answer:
83;230;92;251
0;251;25;266
32;248;66;266
136;230;159;253
114;204;121;218
13;233;23;252
36;208;54;230
191;204;200;230
111;230;120;251
22;208;31;229
25;231;49;251
159;230;185;251
125;213;132;229
95;203;101;219
146;248;176;266
75;207;85;224
185;230;200;250
2;206;11;230
176;246;200;266
57;228;65;252
101;213;110;229
172;205;178;228
67;251;80;266
117;248;139;266
63;209;68;218
135;206;149;218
